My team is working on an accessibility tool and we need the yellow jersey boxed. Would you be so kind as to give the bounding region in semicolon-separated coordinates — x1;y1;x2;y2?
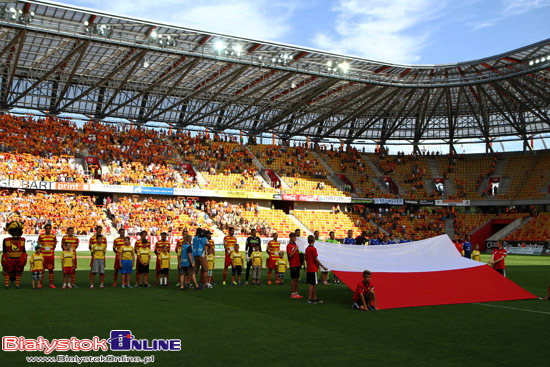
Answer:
30;253;44;271
120;245;134;261
62;235;79;252
472;250;481;262
206;253;215;270
38;234;57;257
251;251;262;266
61;250;75;267
91;242;107;260
159;252;170;269
138;247;151;263
231;251;243;266
276;258;288;273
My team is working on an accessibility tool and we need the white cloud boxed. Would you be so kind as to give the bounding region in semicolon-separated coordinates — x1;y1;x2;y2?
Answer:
502;0;550;16
312;0;446;64
77;0;295;40
467;0;550;31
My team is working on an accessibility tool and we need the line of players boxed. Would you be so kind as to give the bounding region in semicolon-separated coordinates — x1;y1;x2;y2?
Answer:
3;222;291;290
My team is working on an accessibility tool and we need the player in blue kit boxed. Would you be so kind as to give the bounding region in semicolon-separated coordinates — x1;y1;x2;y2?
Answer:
462;235;473;259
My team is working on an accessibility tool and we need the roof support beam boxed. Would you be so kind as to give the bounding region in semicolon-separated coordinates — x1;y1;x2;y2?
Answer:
349;88;403;141
104;58;197;117
216;73;294;130
99;51;147;117
9;40;90;108
182;65;249;125
2;29;26;107
54;40;91;112
185;71;287;126
146;63;244;122
288;84;377;137
61;49;147;110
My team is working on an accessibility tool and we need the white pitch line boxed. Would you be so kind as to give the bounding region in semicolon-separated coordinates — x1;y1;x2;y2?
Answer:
473;302;550;315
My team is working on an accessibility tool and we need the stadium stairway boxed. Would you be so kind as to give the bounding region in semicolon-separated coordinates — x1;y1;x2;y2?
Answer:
486;217;529;242
287;213;313;236
311;151;351;195
445;218;454;237
371;220;389;235
254;172;276;191
444;179;455;197
245;145;290;189
191;166;208;187
362;155;393;195
427;157;441;178
99;159;110;176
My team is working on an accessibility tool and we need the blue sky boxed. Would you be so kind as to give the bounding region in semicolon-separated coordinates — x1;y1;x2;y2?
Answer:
66;0;550;64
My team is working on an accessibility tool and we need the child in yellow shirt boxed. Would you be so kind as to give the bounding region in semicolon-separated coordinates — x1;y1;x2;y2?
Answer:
29;245;44;289
206;247;215;287
472;244;481;262
61;243;75;289
231;244;244;286
250;244;263;286
276;251;289;285
158;246;170;287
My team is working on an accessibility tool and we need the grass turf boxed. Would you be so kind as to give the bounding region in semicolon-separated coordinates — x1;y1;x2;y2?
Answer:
1;253;549;367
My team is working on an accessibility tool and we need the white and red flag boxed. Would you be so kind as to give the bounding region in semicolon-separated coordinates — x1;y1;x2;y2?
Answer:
297;235;536;309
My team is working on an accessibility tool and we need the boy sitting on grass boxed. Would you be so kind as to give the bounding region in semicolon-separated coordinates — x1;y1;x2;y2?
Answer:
352;270;378;311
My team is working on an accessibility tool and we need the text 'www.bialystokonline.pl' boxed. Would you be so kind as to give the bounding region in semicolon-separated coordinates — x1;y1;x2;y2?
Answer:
25;354;155;364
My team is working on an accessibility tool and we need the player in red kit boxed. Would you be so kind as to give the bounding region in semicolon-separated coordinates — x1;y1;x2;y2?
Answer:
352;270;378;311
2;221;27;288
452;233;463;255
488;240;507;276
38;223;57;288
112;228;125;287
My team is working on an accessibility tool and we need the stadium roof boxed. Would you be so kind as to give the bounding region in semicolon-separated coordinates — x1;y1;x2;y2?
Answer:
0;0;549;150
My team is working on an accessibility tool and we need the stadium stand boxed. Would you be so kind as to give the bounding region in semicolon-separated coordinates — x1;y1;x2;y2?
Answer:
0;191;107;235
373;207;447;239
503;212;550;242
250;144;347;196
453;212;530;236
318;148;390;197
368;153;433;199
204;200;293;236
106;197;213;236
293;210;378;239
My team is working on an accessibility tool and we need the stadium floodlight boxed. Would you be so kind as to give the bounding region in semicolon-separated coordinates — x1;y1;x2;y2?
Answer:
339;61;350;73
529;60;534;65
84;20;89;26
233;44;243;56
150;30;159;39
327;60;333;68
214;40;225;52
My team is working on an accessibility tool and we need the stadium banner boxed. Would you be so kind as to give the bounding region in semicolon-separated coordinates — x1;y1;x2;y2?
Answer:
214;190;249;198
247;192;276;200
373;198;404;205
133;186;174;195
173;188;217;196
89;183;133;193
54;182;91;191
282;193;318;201
486;240;546;255
435;199;470;207
404;199;419;205
296;235;536;309
317;195;352;203
352;198;375;204
419;200;436;205
0;179;55;190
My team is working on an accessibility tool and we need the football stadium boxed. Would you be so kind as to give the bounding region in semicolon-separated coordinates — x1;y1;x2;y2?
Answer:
1;0;549;366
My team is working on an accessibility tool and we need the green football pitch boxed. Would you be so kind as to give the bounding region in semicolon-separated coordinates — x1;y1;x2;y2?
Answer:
1;253;549;367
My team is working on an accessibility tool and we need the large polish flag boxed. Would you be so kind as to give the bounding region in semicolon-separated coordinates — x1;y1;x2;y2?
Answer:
296;235;536;309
